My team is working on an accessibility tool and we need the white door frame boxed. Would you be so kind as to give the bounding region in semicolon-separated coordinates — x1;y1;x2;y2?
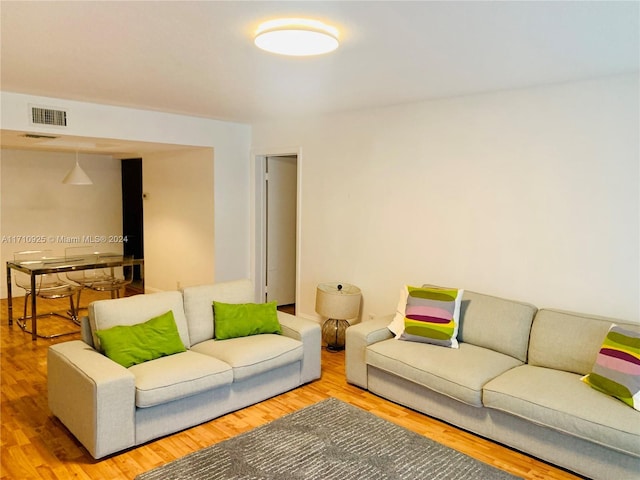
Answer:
250;147;302;305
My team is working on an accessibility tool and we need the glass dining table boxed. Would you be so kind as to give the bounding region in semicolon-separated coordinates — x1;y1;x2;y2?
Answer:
6;254;144;340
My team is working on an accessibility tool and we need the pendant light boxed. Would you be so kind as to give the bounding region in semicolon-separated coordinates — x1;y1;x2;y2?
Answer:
62;151;93;185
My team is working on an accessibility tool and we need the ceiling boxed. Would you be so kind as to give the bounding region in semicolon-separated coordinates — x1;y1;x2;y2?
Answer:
1;1;638;154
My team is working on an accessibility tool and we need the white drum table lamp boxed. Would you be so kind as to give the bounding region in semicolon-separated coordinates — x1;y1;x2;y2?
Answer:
315;282;361;351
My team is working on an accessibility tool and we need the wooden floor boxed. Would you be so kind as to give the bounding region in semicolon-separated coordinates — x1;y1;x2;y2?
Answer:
0;292;582;480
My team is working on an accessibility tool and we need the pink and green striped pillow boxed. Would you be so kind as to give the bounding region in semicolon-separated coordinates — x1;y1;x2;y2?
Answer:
582;325;640;410
398;286;464;348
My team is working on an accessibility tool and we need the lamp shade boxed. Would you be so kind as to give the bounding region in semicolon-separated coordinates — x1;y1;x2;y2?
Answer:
62;152;93;185
315;282;361;320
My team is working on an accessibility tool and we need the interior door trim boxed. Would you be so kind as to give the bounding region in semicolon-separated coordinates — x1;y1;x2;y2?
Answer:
250;147;302;306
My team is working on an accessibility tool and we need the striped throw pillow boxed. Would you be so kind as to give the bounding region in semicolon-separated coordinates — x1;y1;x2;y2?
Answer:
582;325;640;410
399;286;464;348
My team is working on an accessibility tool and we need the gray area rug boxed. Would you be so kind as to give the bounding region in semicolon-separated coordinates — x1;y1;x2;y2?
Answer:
136;397;522;480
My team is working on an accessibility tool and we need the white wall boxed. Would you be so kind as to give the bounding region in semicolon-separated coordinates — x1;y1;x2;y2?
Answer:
1;92;252;285
252;74;640;323
143;148;215;292
0;149;122;297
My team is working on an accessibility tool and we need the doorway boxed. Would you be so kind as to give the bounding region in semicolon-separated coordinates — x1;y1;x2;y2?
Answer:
254;153;299;309
121;158;144;292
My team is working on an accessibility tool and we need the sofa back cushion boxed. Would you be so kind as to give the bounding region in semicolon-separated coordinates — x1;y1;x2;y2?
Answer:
89;290;190;352
182;279;255;345
528;309;634;375
457;291;537;362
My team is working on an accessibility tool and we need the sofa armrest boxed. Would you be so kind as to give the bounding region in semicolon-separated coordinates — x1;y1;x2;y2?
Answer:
277;311;321;384
47;340;136;459
79;315;94;348
346;316;394;388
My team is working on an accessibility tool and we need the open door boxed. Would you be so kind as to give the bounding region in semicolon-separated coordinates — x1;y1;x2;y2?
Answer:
265;155;297;306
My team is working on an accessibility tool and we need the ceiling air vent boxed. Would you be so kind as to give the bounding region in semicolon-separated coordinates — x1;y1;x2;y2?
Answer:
30;106;67;127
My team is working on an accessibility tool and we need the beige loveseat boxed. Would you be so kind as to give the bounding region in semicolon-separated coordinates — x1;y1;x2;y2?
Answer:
48;279;321;459
346;289;639;479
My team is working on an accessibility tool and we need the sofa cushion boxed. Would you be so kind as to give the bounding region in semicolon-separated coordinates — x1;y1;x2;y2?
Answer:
582;325;640;411
213;301;282;340
89;290;191;350
128;350;233;408
457;291;536;362
95;310;186;368
366;339;522;407
483;364;640;457
528;309;626;375
191;334;303;382
398;286;464;348
182;280;255;345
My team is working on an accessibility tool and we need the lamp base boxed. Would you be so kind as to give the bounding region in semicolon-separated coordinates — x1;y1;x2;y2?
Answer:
321;318;350;352
325;344;345;352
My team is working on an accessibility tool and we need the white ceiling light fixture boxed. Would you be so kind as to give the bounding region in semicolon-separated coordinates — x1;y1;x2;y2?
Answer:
254;18;339;56
62;151;93;185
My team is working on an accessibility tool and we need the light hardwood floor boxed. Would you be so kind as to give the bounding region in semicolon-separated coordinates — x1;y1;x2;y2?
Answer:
0;292;582;480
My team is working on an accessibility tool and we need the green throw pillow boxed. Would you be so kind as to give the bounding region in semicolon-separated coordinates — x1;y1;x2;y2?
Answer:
213;301;282;340
95;310;186;368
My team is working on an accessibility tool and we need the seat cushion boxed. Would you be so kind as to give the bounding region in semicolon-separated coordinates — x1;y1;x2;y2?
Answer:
128;350;233;408
366;339;522;407
191;334;303;382
483;364;640;457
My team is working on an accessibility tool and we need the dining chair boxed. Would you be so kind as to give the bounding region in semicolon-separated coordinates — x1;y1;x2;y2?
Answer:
84;253;134;299
13;250;81;338
64;246;111;311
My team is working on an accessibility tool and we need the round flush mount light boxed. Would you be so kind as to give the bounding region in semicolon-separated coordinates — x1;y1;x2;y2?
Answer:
254;18;339;56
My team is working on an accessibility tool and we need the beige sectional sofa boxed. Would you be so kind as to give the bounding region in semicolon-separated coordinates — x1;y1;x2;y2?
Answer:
346;290;640;480
48;279;321;459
